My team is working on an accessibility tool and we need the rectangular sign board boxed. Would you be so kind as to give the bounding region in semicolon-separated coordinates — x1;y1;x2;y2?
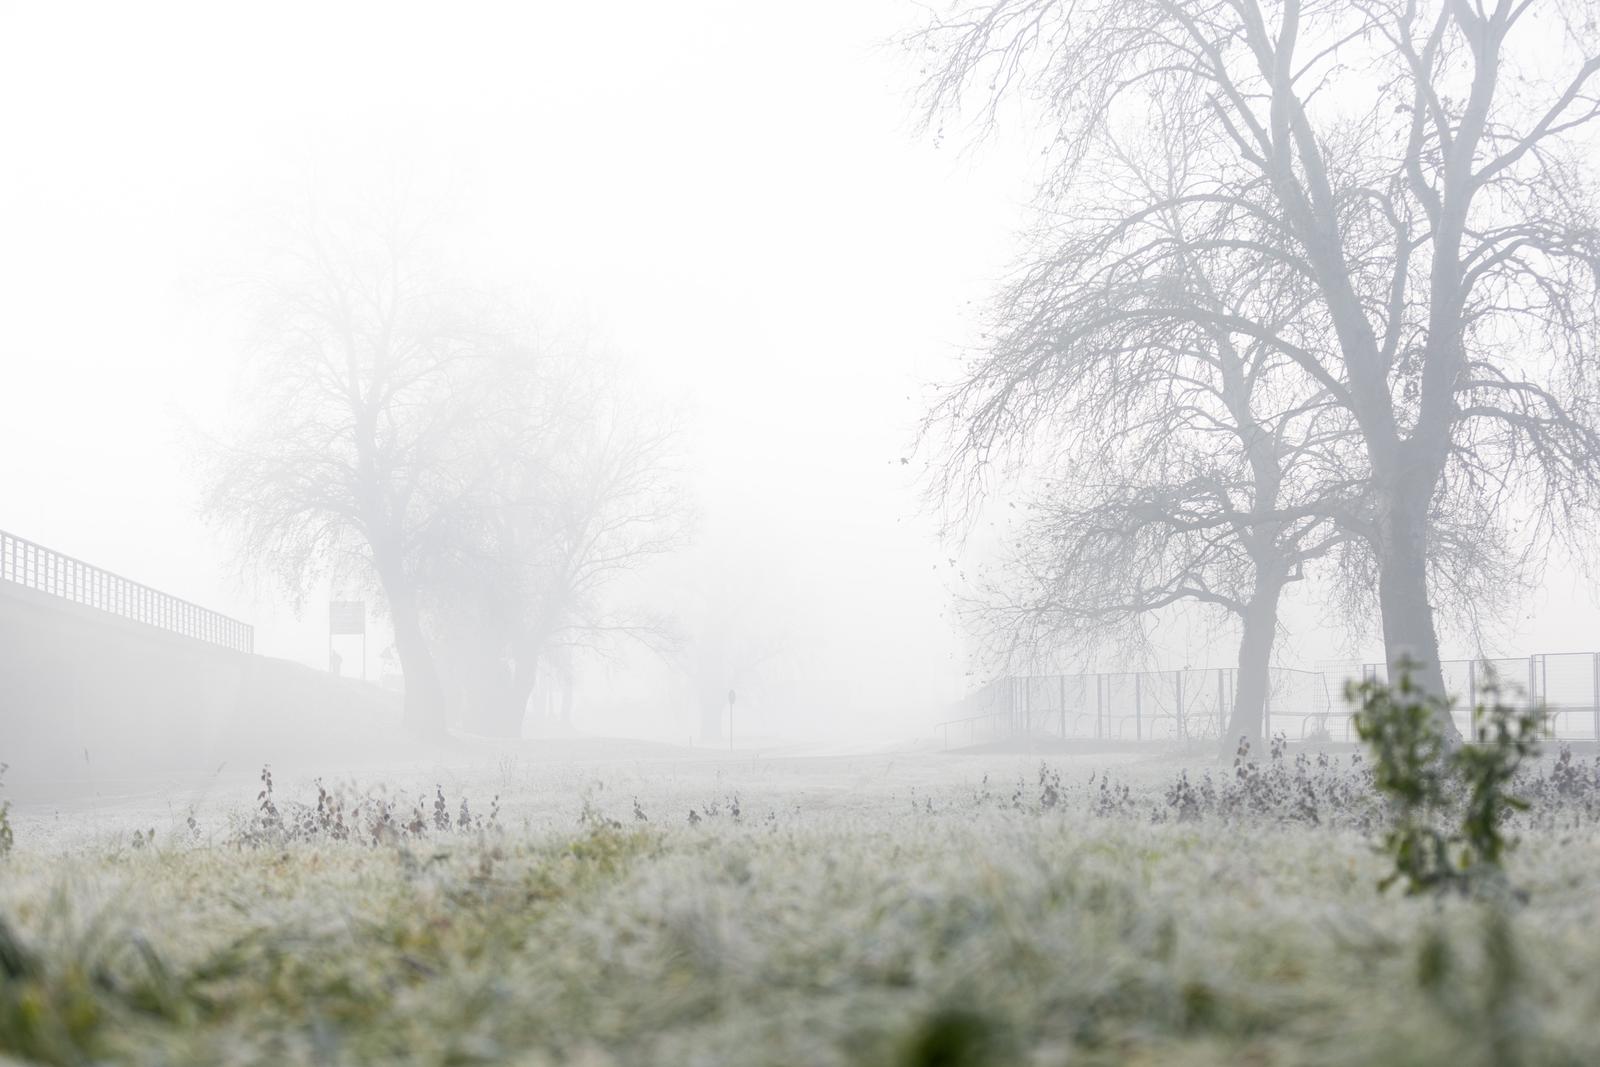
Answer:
329;600;366;635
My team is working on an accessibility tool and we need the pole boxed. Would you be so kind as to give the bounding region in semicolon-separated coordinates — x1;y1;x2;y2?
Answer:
1469;659;1478;739
1217;670;1225;741
1175;671;1184;742
1134;673;1142;741
1592;653;1599;743
1263;675;1272;742
1543;654;1550;737
1095;674;1103;740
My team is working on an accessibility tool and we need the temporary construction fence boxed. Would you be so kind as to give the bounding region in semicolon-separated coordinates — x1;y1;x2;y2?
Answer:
941;654;1600;748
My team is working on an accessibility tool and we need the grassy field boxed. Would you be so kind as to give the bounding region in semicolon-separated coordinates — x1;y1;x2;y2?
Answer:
1;748;1599;1066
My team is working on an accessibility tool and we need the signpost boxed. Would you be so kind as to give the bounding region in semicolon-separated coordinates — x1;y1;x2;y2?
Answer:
329;600;366;680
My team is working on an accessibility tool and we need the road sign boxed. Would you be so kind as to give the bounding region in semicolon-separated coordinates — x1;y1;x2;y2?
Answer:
330;601;365;635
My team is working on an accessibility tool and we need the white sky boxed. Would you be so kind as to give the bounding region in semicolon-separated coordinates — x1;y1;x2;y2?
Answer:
2;0;1597;740
0;0;1040;739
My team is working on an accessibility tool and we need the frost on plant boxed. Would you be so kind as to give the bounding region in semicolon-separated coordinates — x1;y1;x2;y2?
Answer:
1348;663;1542;897
0;764;11;858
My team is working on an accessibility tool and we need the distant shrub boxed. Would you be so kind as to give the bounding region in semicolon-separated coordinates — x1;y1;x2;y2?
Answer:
979;716;1600;840
1148;742;1377;827
231;764;499;848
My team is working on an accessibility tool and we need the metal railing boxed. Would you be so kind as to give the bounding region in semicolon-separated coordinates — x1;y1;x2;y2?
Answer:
0;529;253;654
943;655;1600;748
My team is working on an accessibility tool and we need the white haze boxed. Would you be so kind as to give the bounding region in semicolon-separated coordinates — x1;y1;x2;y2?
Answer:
2;0;1597;746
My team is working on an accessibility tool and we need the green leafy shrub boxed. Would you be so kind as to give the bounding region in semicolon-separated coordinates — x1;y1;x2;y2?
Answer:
1456;686;1542;877
1347;663;1542;897
0;763;12;857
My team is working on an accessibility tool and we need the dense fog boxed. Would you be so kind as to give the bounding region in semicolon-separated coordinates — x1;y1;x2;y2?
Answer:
1;0;1029;749
9;4;1600;1066
4;0;1600;755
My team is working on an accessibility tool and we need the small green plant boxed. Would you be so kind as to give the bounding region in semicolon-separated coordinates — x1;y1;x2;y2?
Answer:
1347;669;1455;893
1347;663;1541;896
0;763;12;857
1456;687;1542;877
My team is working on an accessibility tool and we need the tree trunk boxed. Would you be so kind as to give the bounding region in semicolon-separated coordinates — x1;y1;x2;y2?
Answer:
484;656;538;738
1375;485;1461;742
559;676;575;731
455;660;530;738
698;676;727;743
1220;582;1281;759
387;586;448;738
503;656;538;737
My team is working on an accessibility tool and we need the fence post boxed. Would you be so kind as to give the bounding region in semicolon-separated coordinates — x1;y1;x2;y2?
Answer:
1096;674;1103;740
1593;653;1599;743
1587;654;1600;741
1469;660;1479;740
1217;670;1226;740
1175;670;1185;741
1536;655;1548;739
1263;675;1272;742
1134;673;1143;741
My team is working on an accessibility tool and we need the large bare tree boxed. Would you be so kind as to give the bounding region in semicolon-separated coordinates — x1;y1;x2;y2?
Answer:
204;206;530;735
940;125;1361;747
915;0;1600;730
429;364;688;737
959;371;1358;750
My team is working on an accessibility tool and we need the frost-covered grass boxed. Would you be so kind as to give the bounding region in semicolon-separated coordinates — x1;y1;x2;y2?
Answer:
3;750;1600;1065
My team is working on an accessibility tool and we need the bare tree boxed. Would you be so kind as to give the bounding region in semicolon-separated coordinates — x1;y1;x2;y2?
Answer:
429;363;689;737
204;205;523;736
941;136;1359;747
965;416;1356;751
914;0;1600;731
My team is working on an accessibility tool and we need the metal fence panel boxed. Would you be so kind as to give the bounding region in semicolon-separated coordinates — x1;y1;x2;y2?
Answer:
0;528;253;654
944;653;1600;747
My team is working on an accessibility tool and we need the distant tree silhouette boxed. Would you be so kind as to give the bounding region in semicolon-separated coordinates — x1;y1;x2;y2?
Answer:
428;355;688;737
204;203;685;737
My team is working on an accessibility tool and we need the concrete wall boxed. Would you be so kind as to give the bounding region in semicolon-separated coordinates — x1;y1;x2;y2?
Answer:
0;580;406;794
